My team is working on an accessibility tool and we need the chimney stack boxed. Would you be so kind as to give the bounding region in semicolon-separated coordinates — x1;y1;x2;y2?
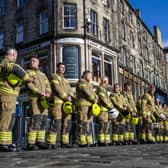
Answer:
154;26;163;47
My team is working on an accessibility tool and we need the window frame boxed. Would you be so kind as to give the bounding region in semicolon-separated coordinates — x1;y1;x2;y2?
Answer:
90;9;98;37
104;57;113;85
103;18;110;42
62;45;80;79
63;3;77;30
0;0;5;16
40;10;49;35
16;21;24;43
92;55;101;83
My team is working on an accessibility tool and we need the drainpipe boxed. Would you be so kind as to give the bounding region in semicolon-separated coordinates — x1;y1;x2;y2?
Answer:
83;0;87;70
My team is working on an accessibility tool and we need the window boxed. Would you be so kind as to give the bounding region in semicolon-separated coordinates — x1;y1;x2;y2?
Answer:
104;57;112;85
0;0;5;16
0;32;4;49
40;10;48;34
63;46;80;79
130;56;135;73
103;18;110;42
128;11;133;24
121;21;125;40
137;21;140;33
16;21;24;43
144;31;147;41
144;46;149;61
139;61;144;78
92;55;101;83
120;47;126;66
17;0;25;8
129;55;133;70
64;4;77;29
126;55;130;67
38;55;50;75
130;31;134;48
120;0;124;15
138;38;142;55
90;10;98;36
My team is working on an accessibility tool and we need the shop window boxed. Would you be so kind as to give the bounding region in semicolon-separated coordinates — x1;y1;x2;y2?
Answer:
63;46;80;79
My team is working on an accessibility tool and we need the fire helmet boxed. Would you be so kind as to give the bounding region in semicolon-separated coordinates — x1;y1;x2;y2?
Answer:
7;73;22;86
90;103;101;117
63;101;73;114
109;108;119;120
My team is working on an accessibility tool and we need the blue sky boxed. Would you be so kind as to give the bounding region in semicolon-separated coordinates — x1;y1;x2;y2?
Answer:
129;0;168;46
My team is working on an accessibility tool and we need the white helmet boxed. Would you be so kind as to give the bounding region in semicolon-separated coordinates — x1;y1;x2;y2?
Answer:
109;108;119;120
160;113;166;120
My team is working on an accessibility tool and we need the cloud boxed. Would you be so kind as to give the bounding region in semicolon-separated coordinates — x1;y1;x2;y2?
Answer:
163;41;168;47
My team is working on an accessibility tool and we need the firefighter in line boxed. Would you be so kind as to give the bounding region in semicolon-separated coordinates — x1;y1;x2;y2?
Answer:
110;83;129;145
154;98;164;143
26;55;51;150
47;62;74;148
0;48;31;151
97;76;113;146
163;104;168;143
123;82;138;144
76;70;98;147
140;84;156;143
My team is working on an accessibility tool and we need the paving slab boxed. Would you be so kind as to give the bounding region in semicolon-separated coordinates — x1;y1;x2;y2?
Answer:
0;144;168;168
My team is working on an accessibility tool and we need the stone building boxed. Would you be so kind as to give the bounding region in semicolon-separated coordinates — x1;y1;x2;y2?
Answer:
118;0;167;103
0;0;167;103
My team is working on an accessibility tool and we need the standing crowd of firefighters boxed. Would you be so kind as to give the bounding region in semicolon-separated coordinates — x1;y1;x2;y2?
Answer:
0;48;168;152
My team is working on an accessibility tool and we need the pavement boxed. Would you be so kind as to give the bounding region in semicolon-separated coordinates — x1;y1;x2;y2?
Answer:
0;144;168;168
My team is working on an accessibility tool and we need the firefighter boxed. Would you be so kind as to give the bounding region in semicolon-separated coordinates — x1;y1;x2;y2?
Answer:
154;98;164;143
110;83;129;145
47;62;74;148
76;70;98;147
123;82;138;144
163;104;168;143
140;84;156;143
136;95;144;142
26;55;51;150
97;76;113;146
0;48;30;151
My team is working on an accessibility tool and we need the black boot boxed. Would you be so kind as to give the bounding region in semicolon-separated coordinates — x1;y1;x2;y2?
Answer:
27;144;38;150
36;142;48;149
0;144;16;152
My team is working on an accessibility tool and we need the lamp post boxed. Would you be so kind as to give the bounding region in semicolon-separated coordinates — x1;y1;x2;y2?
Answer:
83;0;91;70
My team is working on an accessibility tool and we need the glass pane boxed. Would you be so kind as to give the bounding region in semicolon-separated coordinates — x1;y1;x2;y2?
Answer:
64;6;70;15
70;6;76;15
64;4;76;29
64;17;70;27
104;62;112;84
71;17;76;28
63;46;79;79
92;57;101;83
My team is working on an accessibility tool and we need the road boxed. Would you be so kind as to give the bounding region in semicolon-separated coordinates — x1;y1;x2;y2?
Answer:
0;144;168;168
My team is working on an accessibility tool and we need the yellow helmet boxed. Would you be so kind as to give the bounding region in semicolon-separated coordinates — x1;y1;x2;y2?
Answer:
7;73;22;86
90;103;101;117
63;101;73;114
131;117;139;126
40;96;49;109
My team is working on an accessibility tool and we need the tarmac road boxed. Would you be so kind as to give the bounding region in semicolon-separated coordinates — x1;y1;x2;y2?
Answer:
0;144;168;168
